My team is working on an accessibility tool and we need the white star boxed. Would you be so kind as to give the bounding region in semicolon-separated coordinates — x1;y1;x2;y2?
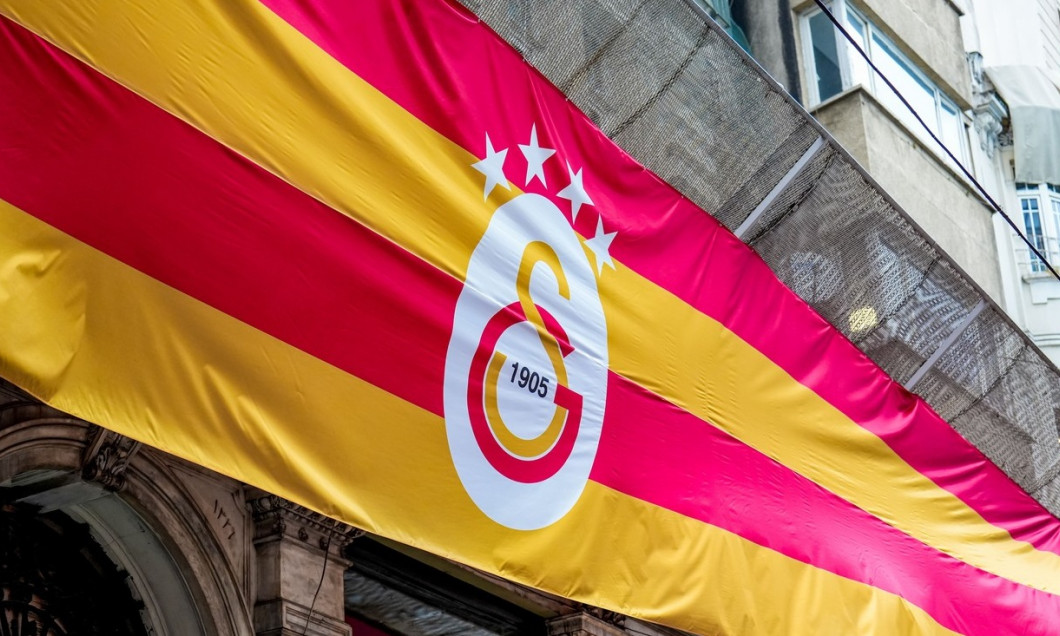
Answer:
584;216;617;275
557;161;593;221
518;124;556;187
471;133;510;200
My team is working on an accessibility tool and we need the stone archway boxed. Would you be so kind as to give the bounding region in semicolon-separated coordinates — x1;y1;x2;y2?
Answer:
0;503;148;635
0;398;255;636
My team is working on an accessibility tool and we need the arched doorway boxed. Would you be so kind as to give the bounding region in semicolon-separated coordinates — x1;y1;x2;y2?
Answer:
0;397;251;636
0;503;148;635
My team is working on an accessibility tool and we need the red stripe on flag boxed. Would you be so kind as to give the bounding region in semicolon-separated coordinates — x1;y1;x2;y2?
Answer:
259;0;1060;555
0;18;1057;632
0;13;455;417
594;374;1060;636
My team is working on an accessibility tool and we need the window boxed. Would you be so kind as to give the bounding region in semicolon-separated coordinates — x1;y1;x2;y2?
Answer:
1016;182;1060;274
1022;196;1046;273
807;10;843;100
800;1;968;166
692;0;751;51
1053;196;1060;263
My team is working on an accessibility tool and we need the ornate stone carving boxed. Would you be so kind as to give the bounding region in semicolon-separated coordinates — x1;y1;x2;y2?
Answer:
973;96;1006;159
81;425;141;492
247;494;362;554
999;129;1014;148
967;51;986;95
249;494;358;636
966;51;1008;161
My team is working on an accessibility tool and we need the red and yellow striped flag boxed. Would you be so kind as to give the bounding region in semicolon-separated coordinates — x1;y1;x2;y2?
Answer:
1;0;1059;633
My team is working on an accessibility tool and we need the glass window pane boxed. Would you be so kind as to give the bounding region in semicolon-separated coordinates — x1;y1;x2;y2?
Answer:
1052;198;1060;263
1022;197;1046;272
809;12;844;102
870;33;937;138
938;100;966;164
844;12;870;89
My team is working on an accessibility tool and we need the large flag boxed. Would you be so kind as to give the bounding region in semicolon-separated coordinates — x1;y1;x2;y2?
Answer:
1;0;1058;633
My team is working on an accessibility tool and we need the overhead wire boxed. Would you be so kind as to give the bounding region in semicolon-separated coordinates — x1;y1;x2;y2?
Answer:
300;529;333;636
811;0;1060;283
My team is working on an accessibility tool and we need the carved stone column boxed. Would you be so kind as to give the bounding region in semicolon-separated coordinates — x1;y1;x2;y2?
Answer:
249;493;359;636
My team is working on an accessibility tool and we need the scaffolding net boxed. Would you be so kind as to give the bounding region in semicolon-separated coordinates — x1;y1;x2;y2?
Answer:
462;0;1060;513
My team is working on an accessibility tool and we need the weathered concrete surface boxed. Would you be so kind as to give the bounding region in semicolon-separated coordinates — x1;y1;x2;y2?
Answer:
852;0;972;107
814;88;1003;301
739;0;972;108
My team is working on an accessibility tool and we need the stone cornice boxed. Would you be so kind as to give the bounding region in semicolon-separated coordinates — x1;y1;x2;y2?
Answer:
248;493;362;555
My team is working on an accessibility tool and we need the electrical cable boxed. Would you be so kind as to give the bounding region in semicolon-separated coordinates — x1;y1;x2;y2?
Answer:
300;529;333;636
812;0;1060;283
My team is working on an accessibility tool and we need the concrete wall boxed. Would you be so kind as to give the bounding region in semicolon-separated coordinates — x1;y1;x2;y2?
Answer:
733;0;1002;297
850;0;973;106
731;0;803;100
812;86;871;163
736;0;973;106
814;88;1004;300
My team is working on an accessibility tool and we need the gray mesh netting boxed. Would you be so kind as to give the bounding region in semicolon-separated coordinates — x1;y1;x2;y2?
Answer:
461;0;1060;514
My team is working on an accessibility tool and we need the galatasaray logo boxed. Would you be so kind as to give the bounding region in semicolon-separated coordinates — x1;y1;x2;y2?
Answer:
444;126;615;530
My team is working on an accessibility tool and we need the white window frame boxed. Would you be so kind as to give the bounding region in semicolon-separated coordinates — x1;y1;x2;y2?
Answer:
799;1;856;105
1016;182;1060;275
1052;194;1060;264
799;0;969;166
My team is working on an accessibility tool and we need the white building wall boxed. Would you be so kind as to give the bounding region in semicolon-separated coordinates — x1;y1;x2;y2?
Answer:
969;0;1060;70
1038;0;1060;72
964;0;1060;367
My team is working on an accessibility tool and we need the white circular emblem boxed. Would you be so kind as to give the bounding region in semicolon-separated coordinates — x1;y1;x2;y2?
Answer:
444;193;608;530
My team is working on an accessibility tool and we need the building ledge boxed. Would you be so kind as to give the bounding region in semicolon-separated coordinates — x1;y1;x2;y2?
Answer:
810;85;990;210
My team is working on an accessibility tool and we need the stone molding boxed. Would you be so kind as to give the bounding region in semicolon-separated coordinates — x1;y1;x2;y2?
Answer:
253;599;350;636
0;401;74;429
577;605;627;629
249;494;355;636
547;611;628;636
248;493;362;556
0;402;255;635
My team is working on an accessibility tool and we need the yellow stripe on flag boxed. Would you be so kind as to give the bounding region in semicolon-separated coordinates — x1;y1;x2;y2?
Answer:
604;264;1060;595
2;0;1059;594
0;0;509;280
0;198;955;636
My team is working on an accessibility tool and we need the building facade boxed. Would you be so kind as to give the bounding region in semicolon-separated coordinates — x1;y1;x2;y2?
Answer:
963;0;1060;366
729;0;1060;364
2;1;1058;635
725;0;1060;518
0;377;687;636
734;0;1007;300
